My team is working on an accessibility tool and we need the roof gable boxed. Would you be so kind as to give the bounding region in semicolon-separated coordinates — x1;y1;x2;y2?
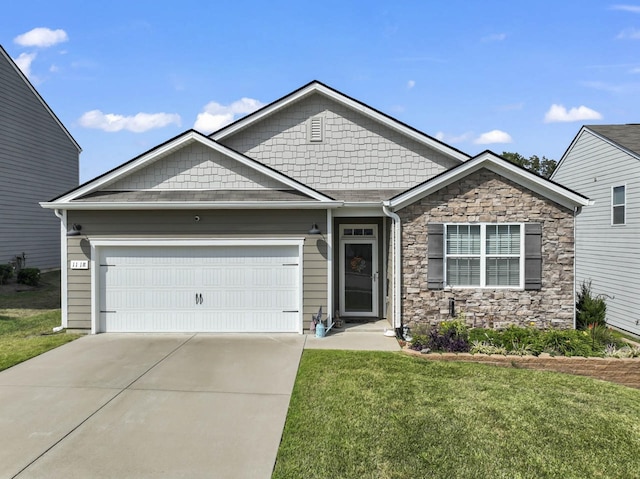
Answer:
552;125;640;180
46;130;336;207
0;45;81;152
586;124;640;157
212;80;469;163
387;150;591;210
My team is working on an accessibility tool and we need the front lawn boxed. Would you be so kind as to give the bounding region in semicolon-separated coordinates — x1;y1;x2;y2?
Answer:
273;350;640;479
0;271;79;371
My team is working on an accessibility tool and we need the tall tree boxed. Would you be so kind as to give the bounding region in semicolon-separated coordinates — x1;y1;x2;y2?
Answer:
501;152;557;179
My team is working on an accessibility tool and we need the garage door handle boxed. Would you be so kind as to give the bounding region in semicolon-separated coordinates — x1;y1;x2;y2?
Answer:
196;293;204;305
199;294;203;305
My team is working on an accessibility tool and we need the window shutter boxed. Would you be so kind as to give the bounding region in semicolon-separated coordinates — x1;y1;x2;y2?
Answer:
524;223;542;290
427;223;444;290
309;116;323;142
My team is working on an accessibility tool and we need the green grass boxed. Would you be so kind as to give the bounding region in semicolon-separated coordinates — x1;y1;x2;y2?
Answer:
273;350;640;479
0;271;80;371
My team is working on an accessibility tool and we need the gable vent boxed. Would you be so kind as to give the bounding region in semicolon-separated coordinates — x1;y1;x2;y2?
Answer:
308;116;323;142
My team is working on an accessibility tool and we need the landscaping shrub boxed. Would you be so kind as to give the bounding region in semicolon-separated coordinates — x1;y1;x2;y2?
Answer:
410;319;470;353
0;264;13;285
576;280;607;329
414;323;627;357
17;268;40;287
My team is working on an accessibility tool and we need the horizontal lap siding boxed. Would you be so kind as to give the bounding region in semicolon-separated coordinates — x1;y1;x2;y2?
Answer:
0;52;78;269
66;209;328;331
554;131;640;334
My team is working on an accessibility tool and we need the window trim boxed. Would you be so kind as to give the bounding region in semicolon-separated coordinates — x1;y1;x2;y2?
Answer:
611;184;626;226
444;223;525;289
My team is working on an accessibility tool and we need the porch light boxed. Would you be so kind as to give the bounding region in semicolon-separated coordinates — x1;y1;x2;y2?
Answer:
309;223;321;235
67;224;82;236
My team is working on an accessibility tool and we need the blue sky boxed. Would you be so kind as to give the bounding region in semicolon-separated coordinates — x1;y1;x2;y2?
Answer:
2;1;640;181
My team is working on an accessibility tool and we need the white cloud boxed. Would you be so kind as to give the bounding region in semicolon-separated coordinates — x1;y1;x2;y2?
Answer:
78;110;181;133
193;97;264;133
482;33;507;42
435;131;474;144
14;27;68;47
473;130;513;144
13;52;37;79
617;28;640;39
407;80;416;89
611;4;640;13
544;104;603;123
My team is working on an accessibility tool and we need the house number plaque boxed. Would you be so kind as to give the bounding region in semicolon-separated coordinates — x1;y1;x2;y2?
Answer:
70;260;89;270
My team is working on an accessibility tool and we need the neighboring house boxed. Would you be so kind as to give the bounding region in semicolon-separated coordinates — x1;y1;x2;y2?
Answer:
0;45;81;270
41;81;589;334
552;124;640;336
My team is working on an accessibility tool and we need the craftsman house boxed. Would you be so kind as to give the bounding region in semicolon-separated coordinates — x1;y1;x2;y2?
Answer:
42;81;589;333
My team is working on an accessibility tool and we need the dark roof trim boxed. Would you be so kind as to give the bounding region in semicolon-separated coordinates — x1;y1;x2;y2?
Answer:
48;129;335;202
211;80;470;161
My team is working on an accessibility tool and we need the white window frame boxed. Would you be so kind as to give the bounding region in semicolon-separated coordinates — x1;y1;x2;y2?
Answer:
444;223;524;289
611;185;626;226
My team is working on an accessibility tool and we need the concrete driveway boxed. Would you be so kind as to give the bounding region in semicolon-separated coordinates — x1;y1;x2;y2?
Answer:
0;333;305;479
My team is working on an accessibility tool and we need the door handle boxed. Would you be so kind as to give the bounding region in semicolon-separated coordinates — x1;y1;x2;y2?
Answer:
199;294;203;305
196;293;199;304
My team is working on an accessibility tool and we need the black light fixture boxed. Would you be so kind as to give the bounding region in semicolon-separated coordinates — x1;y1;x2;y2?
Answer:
308;223;321;235
67;224;82;236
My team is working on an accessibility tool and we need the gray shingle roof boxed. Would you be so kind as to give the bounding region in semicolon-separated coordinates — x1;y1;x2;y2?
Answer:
76;189;316;202
587;124;640;156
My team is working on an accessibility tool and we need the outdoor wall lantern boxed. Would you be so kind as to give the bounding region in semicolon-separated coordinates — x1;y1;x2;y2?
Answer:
67;224;82;236
308;223;321;235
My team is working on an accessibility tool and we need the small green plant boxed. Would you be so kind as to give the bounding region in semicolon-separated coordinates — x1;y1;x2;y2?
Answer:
17;268;40;287
604;344;640;358
0;264;13;284
576;280;607;329
470;340;507;355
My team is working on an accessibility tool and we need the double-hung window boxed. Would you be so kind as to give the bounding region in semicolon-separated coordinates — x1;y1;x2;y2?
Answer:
612;185;625;225
445;224;523;288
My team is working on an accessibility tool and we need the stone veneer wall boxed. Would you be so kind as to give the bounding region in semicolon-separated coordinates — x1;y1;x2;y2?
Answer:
400;169;575;329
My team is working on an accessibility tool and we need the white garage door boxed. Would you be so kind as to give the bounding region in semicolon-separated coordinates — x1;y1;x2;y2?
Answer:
98;245;301;333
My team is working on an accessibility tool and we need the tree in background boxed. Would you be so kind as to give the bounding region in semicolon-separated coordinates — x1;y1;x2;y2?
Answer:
501;152;557;178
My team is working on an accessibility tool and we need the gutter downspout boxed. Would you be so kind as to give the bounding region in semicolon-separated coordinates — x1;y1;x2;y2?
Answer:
382;203;402;332
53;209;67;333
573;206;578;330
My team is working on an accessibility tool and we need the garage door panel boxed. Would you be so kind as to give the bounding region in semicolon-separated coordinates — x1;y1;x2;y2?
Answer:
99;245;301;333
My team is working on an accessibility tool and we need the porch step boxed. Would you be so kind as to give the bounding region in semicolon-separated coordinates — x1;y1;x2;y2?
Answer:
341;319;391;333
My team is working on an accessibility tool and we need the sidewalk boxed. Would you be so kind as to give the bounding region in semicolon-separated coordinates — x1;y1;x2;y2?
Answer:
303;319;401;351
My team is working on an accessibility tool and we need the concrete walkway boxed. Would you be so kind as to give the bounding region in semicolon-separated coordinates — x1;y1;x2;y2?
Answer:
0;324;400;478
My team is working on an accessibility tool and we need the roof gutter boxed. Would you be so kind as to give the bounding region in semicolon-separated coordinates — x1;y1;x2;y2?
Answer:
382;203;402;331
40;201;345;210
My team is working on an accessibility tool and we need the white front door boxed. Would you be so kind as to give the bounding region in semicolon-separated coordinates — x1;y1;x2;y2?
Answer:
339;225;378;317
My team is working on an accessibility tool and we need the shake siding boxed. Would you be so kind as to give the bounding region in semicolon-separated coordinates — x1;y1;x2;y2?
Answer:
65;209;328;331
553;130;640;334
108;143;286;190
220;94;459;191
0;51;79;269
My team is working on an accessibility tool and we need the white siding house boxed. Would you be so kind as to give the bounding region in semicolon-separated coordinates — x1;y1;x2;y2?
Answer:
552;125;640;336
0;45;80;270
